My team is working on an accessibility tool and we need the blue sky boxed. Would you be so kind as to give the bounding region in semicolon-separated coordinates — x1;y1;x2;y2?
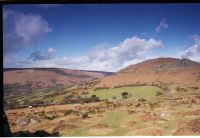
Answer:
3;4;200;71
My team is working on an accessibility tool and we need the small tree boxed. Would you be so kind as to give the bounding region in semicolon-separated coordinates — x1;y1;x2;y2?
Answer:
156;91;162;96
121;92;129;99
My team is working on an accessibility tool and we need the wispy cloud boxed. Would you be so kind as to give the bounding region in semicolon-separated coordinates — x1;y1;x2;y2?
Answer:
3;8;52;54
192;34;200;44
155;18;168;33
27;52;50;61
27;47;55;61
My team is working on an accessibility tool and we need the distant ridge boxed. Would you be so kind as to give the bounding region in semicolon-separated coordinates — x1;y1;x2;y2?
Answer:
3;68;114;89
4;67;114;73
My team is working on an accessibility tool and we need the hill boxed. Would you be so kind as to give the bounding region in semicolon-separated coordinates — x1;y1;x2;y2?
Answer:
3;68;113;95
95;58;200;89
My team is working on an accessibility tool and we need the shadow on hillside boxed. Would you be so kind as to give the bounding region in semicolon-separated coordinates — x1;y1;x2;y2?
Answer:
12;130;60;137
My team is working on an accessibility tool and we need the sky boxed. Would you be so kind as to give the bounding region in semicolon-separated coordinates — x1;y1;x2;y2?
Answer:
3;4;200;72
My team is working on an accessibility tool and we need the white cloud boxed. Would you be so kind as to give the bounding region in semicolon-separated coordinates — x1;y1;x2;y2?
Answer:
180;44;200;62
155;18;168;33
14;13;51;44
5;36;163;71
55;36;163;71
180;34;200;62
3;8;52;54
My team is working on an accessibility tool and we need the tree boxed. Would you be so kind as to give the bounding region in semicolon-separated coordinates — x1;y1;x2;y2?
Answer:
121;92;129;99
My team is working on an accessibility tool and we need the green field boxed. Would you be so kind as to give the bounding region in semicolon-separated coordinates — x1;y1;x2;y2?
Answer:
87;86;163;99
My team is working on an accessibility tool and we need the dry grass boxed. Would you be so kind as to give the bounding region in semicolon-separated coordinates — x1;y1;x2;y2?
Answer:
6;89;200;136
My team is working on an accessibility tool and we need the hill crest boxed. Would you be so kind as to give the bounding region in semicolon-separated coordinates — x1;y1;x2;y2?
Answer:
96;57;200;89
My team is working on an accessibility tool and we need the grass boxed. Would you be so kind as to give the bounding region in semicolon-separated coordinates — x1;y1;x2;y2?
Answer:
86;86;163;99
61;108;155;136
62;110;130;136
8;89;200;136
43;94;66;103
99;111;128;128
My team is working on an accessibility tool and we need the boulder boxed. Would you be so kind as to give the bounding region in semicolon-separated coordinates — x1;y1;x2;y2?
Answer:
16;117;30;127
30;116;41;124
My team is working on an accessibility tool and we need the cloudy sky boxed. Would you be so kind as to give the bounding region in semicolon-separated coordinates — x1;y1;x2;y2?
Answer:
3;4;200;72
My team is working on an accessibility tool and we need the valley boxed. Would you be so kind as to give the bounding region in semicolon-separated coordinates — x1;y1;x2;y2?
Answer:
4;58;200;136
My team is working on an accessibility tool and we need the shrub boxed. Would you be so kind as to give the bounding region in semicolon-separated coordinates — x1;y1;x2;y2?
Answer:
82;96;100;103
45;115;57;120
82;112;89;119
191;87;199;90
64;109;74;116
23;99;30;105
176;86;186;91
31;100;44;105
135;103;141;107
176;86;181;91
138;98;147;102
112;96;116;99
156;91;162;96
61;95;79;104
82;91;89;95
5;99;19;109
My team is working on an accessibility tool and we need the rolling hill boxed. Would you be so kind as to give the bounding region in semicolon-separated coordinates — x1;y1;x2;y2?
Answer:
95;58;200;89
3;68;114;94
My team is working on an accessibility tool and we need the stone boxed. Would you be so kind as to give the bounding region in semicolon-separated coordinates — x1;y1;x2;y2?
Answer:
16;117;30;127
